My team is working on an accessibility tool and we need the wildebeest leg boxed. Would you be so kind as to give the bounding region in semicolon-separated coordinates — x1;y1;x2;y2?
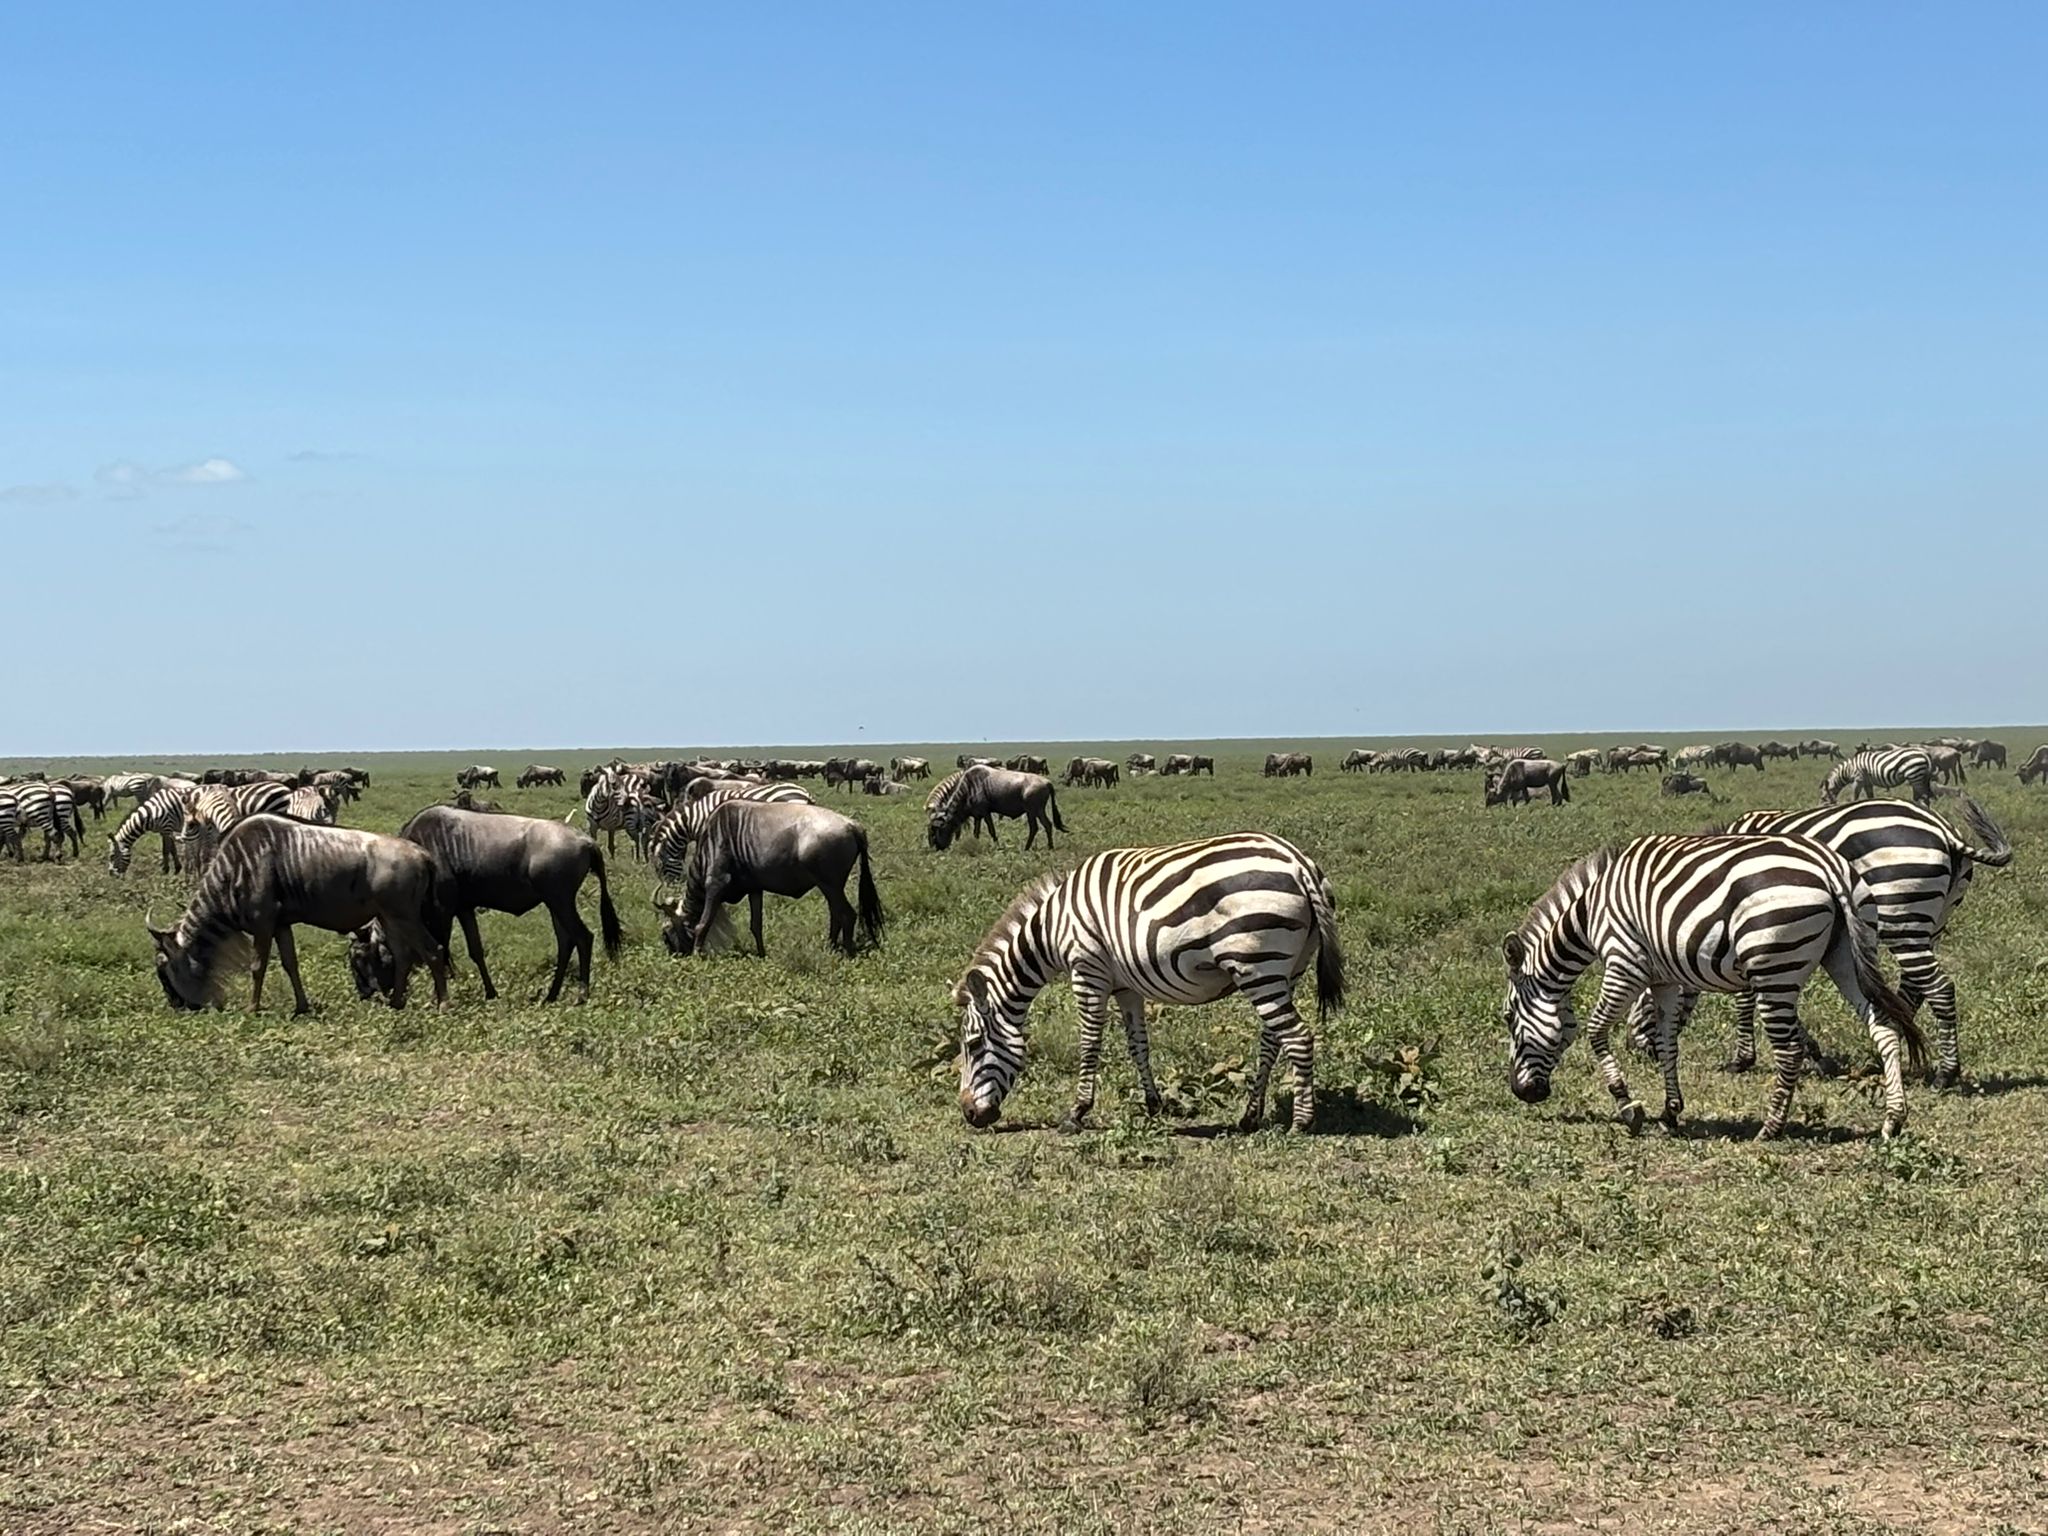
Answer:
692;873;731;950
749;891;765;957
820;877;856;956
545;902;591;1004
249;927;274;1011
1024;812;1040;850
456;909;497;1000
274;925;314;1016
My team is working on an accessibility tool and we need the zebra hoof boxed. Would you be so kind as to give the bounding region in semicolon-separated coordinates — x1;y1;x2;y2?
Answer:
1720;1055;1755;1075
1661;1105;1683;1131
1057;1115;1087;1136
1237;1110;1265;1134
1929;1066;1959;1092
1616;1101;1645;1134
1881;1117;1906;1142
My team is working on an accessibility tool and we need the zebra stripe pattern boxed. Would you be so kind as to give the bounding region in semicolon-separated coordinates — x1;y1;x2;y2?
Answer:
1820;747;1935;807
108;782;200;874
1703;798;2009;1088
582;771;663;860
286;786;337;825
649;780;815;885
184;782;293;869
0;781;82;862
1502;834;1926;1138
955;833;1345;1132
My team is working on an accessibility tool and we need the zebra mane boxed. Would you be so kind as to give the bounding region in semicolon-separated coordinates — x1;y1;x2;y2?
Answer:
1518;845;1616;943
956;871;1062;1000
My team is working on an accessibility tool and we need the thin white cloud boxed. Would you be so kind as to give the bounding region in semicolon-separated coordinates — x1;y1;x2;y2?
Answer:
0;482;78;504
94;456;250;497
150;512;254;554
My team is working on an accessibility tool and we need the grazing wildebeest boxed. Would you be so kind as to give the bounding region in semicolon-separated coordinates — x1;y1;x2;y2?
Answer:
1484;758;1571;807
1186;754;1215;776
350;806;623;1006
1973;739;2007;769
657;800;884;958
517;765;566;788
1340;749;1376;772
823;757;883;792
1660;772;1716;799
456;765;501;789
927;766;1066;850
148;815;450;1015
1922;744;1968;785
451;787;506;812
1713;742;1765;772
2018;746;2048;784
891;756;931;782
60;776;107;821
1064;756;1119;787
1263;752;1312;778
1566;749;1603;778
1799;740;1843;760
1006;754;1050;776
957;754;999;770
1758;741;1798;762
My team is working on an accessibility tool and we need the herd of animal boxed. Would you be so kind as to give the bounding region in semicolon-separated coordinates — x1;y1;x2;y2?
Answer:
3;733;2038;1146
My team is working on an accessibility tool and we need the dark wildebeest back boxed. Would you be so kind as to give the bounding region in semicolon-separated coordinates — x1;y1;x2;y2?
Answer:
660;799;884;958
927;766;1066;850
351;805;622;1006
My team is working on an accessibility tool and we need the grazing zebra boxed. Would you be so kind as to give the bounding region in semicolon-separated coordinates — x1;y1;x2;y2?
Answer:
107;782;200;873
1502;835;1925;1139
926;766;1065;850
1647;797;2012;1089
648;779;815;885
286;786;337;825
579;770;663;859
103;772;163;808
0;781;83;861
954;833;1345;1133
1820;747;1936;807
183;781;293;870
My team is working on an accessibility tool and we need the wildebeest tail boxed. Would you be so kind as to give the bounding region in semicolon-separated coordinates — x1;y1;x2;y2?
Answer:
593;849;625;958
1950;793;2013;868
1048;789;1066;832
1304;858;1345;1020
1837;875;1927;1072
854;826;886;947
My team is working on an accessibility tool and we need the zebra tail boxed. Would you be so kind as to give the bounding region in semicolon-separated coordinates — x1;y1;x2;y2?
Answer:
854;826;886;946
593;850;625;959
1048;789;1067;832
1306;864;1346;1019
1841;884;1927;1071
1951;793;2014;868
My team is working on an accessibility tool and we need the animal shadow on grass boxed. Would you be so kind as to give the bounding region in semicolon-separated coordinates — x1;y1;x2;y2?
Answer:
1162;1085;1416;1140
1552;1109;1864;1145
1961;1073;2048;1098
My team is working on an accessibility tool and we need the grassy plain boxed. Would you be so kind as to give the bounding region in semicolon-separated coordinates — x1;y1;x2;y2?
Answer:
3;734;2047;1534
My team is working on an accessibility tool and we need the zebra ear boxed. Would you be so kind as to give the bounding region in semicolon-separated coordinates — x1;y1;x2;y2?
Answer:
1501;933;1526;970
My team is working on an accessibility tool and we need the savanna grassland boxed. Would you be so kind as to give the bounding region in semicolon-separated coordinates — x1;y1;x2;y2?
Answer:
4;735;2048;1535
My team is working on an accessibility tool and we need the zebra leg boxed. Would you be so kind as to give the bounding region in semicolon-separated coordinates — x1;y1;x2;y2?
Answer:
1233;969;1316;1132
1897;942;1960;1088
1724;992;1758;1073
1583;968;1647;1131
1063;973;1113;1132
456;909;497;1000
1753;993;1807;1140
1625;987;1656;1054
273;925;314;1016
1115;990;1164;1118
1647;983;1687;1128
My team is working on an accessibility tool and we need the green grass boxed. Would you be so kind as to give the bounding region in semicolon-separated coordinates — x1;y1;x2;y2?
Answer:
3;736;2047;1533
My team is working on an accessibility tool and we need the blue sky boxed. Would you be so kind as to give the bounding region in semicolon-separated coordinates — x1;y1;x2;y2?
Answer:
4;4;2043;754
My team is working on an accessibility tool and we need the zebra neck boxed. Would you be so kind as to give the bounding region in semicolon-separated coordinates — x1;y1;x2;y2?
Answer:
983;901;1065;1026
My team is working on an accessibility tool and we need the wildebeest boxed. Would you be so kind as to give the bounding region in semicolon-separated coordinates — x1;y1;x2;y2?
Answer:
1565;749;1603;777
1005;753;1050;776
59;776;107;820
2017;746;2048;784
1922;744;1969;785
823;757;883;791
1063;756;1119;787
1799;740;1844;760
1185;754;1214;776
1263;752;1312;778
1713;742;1765;772
1758;741;1798;762
890;756;931;781
957;754;999;770
147;815;450;1014
1160;753;1206;776
1660;772;1716;799
449;788;503;813
517;765;566;788
103;772;163;808
456;765;501;789
1126;753;1157;776
927;766;1066;850
350;806;623;1006
864;776;908;795
657;800;884;958
1973;739;2007;769
1485;758;1571;807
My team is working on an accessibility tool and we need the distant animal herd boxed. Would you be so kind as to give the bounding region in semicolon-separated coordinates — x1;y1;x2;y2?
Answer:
2;730;2037;1144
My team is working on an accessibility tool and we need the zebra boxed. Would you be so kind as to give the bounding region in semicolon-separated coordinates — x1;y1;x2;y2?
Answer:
103;772;163;808
1501;834;1925;1139
183;781;293;870
0;781;83;862
954;833;1345;1133
648;780;815;886
108;781;200;874
578;770;663;859
286;785;337;825
1634;798;2011;1089
1820;747;1936;807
